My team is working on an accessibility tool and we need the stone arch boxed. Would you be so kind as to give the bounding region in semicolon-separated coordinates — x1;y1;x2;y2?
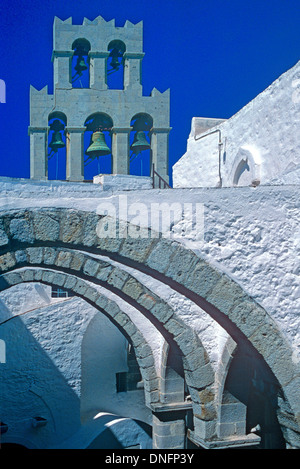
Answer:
215;336;237;415
0;207;299;446
0;246;216;441
0;267;159;408
0;247;214;396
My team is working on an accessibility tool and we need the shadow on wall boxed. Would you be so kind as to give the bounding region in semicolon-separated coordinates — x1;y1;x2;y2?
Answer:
0;288;151;449
0;313;81;449
87;414;152;449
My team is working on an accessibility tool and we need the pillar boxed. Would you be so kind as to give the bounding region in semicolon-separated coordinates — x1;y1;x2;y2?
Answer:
89;51;109;90
29;126;48;180
124;53;144;93
111;127;131;175
152;411;186;449
65;127;85;181
150;127;171;184
52;51;73;89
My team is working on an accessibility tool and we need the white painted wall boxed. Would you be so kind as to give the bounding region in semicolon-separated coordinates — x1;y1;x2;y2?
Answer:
0;283;152;448
173;60;300;188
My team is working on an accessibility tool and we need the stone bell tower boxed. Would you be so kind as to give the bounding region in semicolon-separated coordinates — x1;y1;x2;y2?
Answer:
28;16;171;183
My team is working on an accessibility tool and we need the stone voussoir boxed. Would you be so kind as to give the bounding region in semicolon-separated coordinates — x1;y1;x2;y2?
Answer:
60;210;84;244
82;258;100;277
0;252;16;272
122;276;145;300
26;247;44;264
33;211;61;242
145;238;178;273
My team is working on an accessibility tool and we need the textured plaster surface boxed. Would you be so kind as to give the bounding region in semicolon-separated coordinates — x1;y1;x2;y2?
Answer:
173;60;300;188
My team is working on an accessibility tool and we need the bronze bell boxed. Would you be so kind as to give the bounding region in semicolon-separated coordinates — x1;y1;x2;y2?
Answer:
110;55;120;70
74;55;88;75
130;131;151;154
49;130;65;152
85;131;111;159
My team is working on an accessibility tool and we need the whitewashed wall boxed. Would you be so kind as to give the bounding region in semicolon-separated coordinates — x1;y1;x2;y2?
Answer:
173;60;300;188
0;284;152;448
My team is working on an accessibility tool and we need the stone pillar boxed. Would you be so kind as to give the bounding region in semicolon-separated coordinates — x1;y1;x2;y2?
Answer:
89;51;109;90
152;411;186;449
111;127;132;175
124;53;144;93
29;126;49;180
52;51;73;89
150;127;171;184
65;127;85;181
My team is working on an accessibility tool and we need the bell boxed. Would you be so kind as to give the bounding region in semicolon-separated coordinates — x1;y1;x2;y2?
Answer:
74;55;88;75
49;130;65;152
130;131;151;154
85;131;111;158
110;54;120;71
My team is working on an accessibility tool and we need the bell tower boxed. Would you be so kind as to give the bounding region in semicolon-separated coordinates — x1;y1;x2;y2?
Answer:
28;16;171;184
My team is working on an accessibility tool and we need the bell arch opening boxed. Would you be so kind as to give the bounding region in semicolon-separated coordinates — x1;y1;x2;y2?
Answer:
83;113;113;180
130;113;153;176
107;40;126;90
71;38;91;89
47;112;67;180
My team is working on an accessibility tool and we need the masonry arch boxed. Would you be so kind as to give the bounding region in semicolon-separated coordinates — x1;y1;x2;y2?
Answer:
0;207;299;448
0;251;215;447
0;268;159;405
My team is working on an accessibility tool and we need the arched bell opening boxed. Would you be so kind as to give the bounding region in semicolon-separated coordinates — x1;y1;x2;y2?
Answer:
71;38;91;89
47;112;67;180
221;346;286;449
107;40;126;90
84;113;113;180
129;113;153;176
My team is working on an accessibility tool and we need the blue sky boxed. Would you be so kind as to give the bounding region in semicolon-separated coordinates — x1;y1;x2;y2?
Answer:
0;0;299;183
